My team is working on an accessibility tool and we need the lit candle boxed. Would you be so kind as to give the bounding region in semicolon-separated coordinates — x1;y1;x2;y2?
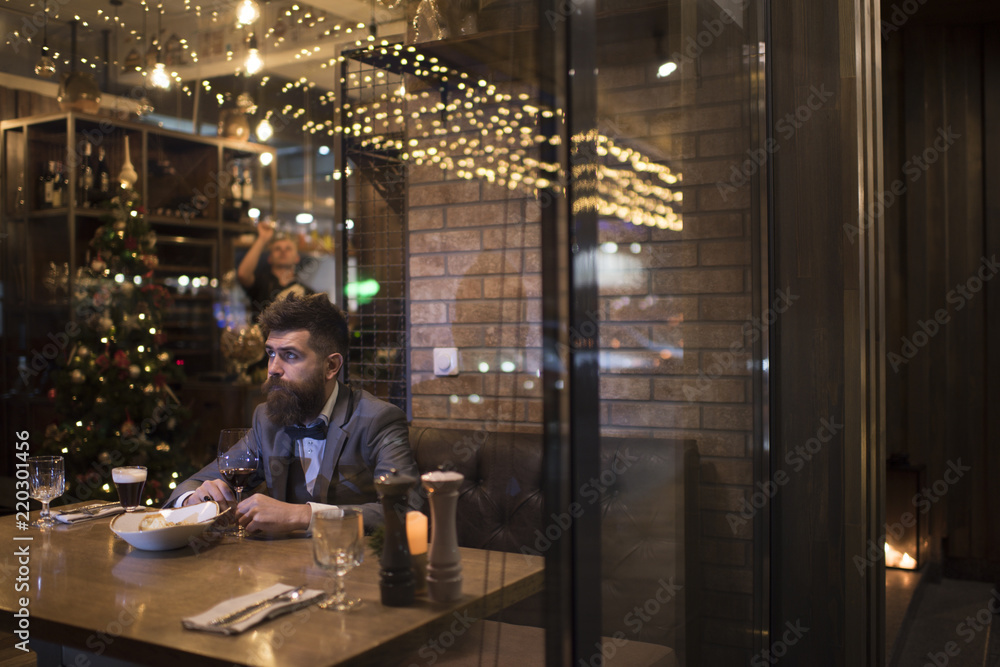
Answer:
407;511;429;594
406;511;428;555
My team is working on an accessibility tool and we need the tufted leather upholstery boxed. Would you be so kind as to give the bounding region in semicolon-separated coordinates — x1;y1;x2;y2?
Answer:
409;427;544;553
408;426;699;657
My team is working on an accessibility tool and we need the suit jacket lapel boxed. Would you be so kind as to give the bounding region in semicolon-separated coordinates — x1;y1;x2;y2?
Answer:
313;381;352;503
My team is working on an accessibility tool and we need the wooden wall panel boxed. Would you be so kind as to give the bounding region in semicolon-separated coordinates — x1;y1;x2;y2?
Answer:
985;24;1000;567
770;0;884;663
884;21;1000;577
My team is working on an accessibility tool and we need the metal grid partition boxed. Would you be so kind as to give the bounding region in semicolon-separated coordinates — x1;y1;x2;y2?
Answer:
338;47;409;412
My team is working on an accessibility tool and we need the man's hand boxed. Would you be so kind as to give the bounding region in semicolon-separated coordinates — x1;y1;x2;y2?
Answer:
256;220;276;244
236;495;311;534
184;479;236;509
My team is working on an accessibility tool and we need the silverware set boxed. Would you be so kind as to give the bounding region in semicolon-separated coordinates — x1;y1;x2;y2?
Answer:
78;502;122;515
207;585;310;627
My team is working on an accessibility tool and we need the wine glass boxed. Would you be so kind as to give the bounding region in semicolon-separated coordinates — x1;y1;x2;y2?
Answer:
28;456;65;528
217;428;259;538
312;509;364;611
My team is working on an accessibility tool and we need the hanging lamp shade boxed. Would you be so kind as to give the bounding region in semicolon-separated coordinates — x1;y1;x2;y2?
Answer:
58;20;101;113
219;108;251;141
58;72;102;113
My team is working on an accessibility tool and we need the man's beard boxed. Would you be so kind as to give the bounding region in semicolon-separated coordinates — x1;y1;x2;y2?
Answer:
262;369;328;427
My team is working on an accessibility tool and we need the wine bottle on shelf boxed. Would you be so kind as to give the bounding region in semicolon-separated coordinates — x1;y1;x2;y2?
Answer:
95;145;111;203
79;142;94;208
241;167;253;211
54;162;67;208
39;161;56;209
230;164;242;204
223;163;242;221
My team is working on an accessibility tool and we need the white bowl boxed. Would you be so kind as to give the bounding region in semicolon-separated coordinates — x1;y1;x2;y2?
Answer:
110;502;220;551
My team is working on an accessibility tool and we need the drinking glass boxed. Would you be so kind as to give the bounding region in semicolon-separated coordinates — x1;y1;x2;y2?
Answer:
112;466;147;512
312;509;364;611
28;456;65;528
217;428;259;538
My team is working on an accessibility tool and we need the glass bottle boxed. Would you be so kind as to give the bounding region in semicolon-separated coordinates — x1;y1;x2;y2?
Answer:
79;141;94;207
96;145;111;203
241;167;253;210
52;162;66;208
39;161;55;209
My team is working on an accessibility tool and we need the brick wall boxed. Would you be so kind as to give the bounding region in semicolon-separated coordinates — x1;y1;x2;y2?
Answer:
408;162;544;432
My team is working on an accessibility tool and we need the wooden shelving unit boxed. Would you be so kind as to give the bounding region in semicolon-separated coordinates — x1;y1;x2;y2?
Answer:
0;111;277;443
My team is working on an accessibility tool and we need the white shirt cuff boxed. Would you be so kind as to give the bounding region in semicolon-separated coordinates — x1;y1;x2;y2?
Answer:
173;491;196;508
306;502;341;533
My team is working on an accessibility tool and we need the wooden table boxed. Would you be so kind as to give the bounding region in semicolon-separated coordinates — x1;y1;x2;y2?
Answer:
0;509;544;666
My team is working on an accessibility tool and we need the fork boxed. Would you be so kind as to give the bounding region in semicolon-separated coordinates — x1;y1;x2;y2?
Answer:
207;585;309;627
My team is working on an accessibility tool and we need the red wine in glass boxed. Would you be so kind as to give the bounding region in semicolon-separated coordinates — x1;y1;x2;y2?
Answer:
217;428;259;538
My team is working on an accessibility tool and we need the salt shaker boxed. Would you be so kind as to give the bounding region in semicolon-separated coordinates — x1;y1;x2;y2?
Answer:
375;469;417;606
421;470;464;602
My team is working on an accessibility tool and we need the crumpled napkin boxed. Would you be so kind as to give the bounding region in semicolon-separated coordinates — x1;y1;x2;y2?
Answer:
182;583;325;635
54;504;126;524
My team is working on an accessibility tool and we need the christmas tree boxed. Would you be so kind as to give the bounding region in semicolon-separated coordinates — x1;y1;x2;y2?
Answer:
42;186;196;507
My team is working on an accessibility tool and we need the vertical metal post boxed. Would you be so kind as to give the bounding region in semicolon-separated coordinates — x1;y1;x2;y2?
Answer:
539;0;602;664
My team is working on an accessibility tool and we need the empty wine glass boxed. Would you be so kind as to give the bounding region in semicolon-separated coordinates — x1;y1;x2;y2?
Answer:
28;456;65;528
217;428;259;538
313;509;364;611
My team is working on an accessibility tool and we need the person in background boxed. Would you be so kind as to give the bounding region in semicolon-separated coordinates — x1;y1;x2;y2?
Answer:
237;221;312;316
166;292;420;533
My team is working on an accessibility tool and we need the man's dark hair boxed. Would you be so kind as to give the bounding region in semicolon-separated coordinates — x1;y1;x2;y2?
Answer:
258;292;349;360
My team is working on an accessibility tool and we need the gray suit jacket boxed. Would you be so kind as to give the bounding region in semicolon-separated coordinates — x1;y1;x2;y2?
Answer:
166;382;420;530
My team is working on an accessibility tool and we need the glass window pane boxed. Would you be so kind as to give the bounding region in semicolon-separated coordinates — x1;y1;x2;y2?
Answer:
593;1;766;664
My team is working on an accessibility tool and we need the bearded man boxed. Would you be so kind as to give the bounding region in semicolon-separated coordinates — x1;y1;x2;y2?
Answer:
166;293;419;533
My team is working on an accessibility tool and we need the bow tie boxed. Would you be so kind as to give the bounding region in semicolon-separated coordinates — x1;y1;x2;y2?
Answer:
283;423;328;440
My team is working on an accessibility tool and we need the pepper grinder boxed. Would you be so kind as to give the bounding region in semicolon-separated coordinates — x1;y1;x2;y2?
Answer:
422;470;464;602
375;469;417;606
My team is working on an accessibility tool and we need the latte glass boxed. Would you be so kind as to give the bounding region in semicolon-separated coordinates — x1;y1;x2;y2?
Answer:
112;466;147;512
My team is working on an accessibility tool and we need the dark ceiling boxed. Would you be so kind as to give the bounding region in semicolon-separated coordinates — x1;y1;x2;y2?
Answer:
880;0;1000;25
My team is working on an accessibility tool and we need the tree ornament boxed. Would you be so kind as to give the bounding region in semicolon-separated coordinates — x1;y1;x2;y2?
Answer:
129;364;141;379
121;420;138;438
70;369;85;383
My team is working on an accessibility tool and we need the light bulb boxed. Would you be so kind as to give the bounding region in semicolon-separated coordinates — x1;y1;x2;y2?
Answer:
35;46;56;78
245;47;263;74
236;0;260;26
259;152;273;166
256;118;273;142
148;62;171;90
657;61;678;78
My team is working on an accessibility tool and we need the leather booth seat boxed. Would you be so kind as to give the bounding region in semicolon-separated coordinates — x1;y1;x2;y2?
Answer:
407;426;699;666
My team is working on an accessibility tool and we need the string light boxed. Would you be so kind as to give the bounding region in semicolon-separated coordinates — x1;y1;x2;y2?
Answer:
22;0;679;231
